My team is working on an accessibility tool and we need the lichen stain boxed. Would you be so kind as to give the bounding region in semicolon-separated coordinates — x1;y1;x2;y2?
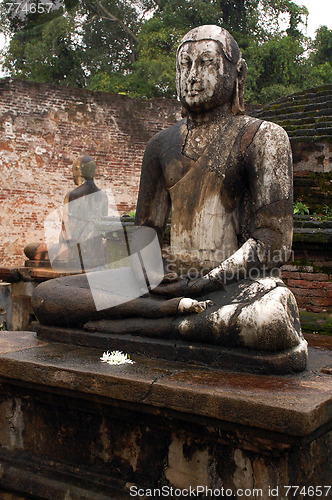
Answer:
232;449;253;493
119;429;142;472
165;433;210;489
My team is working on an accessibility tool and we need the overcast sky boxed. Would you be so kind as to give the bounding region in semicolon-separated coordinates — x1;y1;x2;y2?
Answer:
0;0;332;77
293;0;332;38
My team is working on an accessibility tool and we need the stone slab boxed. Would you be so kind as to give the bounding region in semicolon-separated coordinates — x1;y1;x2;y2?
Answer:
33;323;308;375
0;331;331;437
0;266;80;284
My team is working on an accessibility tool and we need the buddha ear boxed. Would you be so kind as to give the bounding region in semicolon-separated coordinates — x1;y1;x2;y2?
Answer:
232;58;247;115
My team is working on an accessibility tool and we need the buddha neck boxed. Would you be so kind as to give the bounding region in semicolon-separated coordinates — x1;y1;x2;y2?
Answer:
186;103;233;130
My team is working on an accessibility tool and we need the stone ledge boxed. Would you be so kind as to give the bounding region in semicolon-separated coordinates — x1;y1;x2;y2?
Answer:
0;331;331;438
0;449;127;500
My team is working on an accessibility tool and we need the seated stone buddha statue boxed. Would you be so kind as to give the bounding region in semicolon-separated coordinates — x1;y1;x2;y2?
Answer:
25;155;108;270
32;25;308;371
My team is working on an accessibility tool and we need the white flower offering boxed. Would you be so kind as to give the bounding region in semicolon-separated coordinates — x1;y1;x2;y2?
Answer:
100;350;135;365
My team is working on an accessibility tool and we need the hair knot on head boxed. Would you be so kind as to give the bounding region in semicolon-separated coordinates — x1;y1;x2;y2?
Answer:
80;155;96;179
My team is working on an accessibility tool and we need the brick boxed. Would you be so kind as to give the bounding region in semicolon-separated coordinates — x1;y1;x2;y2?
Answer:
287;279;330;290
289;287;326;298
299;272;330;282
305;305;326;313
310;297;331;307
281;271;301;280
294;297;312;308
281;265;301;272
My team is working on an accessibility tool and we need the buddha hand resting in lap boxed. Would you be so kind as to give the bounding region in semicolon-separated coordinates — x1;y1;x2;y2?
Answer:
32;25;308;367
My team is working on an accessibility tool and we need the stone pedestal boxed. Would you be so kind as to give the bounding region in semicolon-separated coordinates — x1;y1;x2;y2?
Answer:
0;331;331;499
0;267;80;331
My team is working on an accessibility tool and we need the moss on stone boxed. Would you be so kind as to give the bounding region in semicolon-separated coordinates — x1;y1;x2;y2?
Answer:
316;155;325;165
308;172;332;195
293;231;331;244
292;257;314;271
300;311;332;335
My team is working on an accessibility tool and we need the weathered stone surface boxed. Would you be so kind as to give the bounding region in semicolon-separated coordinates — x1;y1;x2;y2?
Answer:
0;332;329;434
0;331;330;498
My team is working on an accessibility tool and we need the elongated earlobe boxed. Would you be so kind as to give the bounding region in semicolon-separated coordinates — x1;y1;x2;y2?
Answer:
232;58;247;115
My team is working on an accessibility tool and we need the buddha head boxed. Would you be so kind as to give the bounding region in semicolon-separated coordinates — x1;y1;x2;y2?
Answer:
72;155;96;185
176;25;247;114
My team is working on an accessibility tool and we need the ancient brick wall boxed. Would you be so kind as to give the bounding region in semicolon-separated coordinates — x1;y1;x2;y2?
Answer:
0;78;181;267
282;265;331;314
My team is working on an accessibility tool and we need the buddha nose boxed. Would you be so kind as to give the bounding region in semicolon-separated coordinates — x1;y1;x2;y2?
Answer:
188;64;199;83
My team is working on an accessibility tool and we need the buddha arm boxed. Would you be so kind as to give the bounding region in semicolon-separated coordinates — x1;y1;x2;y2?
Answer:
207;120;293;284
135;136;171;243
59;192;71;243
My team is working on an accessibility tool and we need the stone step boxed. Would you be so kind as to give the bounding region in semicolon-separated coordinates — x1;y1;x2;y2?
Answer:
258;109;332;125
256;100;332;120
284;120;332;132
293;227;332;244
0;330;330;499
290;134;332;143
287;127;332;137
267;96;332;114
267;85;332;106
269;91;332;109
278;116;332;127
294;216;332;229
261;108;332;127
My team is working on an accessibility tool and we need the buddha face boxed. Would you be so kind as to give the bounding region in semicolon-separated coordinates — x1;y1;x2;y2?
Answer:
72;159;83;186
178;40;237;113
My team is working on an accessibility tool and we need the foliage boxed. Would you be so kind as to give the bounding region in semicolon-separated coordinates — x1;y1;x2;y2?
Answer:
244;35;306;103
311;26;332;67
291;26;332;91
0;0;331;103
124;210;136;218
293;201;310;215
0;1;85;85
323;204;332;217
5;18;85;86
315;204;332;221
125;18;185;97
258;83;301;104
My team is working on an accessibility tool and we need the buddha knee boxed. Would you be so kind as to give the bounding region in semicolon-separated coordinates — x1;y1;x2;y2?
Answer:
236;285;303;351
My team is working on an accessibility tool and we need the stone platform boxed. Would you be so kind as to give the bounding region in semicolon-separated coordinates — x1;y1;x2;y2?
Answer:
34;323;308;375
0;331;331;499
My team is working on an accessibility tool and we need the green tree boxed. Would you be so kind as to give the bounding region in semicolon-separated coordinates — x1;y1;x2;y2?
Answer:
244;35;307;103
88;0;223;97
0;0;145;85
1;0;85;85
0;0;314;101
311;26;332;66
297;26;332;89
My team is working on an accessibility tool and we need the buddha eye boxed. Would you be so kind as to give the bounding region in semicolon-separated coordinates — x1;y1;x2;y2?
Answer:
201;58;214;66
180;58;192;70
